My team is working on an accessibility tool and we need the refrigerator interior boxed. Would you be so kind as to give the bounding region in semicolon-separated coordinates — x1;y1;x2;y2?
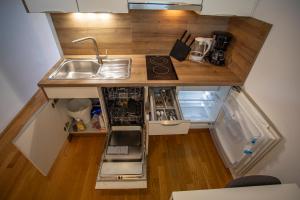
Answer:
178;86;230;122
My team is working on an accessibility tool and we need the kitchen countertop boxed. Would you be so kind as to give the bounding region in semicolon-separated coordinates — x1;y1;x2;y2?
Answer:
38;55;242;87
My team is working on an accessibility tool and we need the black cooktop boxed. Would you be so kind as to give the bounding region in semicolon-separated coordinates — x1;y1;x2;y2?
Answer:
146;55;178;80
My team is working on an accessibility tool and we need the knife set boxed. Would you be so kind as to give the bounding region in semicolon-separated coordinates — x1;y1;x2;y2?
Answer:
169;30;195;61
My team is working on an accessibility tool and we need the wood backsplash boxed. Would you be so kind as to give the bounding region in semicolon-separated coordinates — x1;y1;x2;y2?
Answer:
51;10;229;55
51;11;271;83
227;17;272;81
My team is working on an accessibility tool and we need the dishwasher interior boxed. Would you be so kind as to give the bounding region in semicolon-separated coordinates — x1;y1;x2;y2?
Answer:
96;87;147;189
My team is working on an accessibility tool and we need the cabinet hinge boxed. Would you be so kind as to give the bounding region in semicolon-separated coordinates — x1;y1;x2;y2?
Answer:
232;86;242;93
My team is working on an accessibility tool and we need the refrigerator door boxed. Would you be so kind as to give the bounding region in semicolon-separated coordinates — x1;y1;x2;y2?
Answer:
210;89;282;177
178;86;230;123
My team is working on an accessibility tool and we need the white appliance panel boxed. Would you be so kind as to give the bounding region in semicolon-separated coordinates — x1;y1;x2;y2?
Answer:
211;89;282;177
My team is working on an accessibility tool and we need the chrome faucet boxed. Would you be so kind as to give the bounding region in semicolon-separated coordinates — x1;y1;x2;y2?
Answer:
72;37;103;65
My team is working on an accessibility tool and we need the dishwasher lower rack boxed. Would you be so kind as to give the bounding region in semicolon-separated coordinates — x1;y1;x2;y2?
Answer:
96;126;147;189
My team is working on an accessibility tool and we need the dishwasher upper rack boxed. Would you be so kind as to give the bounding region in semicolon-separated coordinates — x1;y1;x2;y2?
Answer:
104;87;144;101
109;101;144;125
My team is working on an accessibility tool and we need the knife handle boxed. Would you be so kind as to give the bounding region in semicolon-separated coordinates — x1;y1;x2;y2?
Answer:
179;30;187;41
189;39;195;47
184;34;191;44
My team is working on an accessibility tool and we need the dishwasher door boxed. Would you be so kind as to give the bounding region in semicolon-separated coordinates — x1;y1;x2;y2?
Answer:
96;126;147;189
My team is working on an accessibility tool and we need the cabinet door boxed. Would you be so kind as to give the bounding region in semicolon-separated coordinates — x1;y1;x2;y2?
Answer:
13;100;69;176
77;0;129;13
210;89;281;176
128;0;202;4
201;0;258;16
24;0;78;12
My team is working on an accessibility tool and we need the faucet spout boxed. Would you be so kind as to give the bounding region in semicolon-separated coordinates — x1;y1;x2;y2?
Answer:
72;37;103;65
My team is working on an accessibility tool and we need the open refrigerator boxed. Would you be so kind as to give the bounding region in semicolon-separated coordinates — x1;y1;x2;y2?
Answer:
177;86;282;177
178;86;231;126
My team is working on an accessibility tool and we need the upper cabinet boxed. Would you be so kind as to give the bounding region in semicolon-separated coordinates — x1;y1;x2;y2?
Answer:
77;0;128;13
24;0;257;16
128;0;202;4
24;0;78;12
201;0;258;16
24;0;129;13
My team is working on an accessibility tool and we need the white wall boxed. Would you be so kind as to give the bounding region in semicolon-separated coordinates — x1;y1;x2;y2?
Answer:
245;0;300;185
0;0;61;133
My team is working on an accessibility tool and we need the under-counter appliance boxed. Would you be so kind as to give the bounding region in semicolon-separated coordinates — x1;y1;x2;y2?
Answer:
207;31;232;66
96;87;147;189
178;86;231;124
177;86;281;177
146;55;178;80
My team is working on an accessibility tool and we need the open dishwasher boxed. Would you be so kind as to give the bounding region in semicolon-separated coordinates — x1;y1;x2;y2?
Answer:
96;87;147;189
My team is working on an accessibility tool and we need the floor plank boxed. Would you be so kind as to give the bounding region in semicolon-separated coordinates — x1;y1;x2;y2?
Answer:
0;90;232;200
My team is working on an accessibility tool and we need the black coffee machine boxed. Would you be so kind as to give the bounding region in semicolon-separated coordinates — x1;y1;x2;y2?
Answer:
207;31;232;66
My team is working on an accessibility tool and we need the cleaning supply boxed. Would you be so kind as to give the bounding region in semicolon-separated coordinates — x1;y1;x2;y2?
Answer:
75;118;86;131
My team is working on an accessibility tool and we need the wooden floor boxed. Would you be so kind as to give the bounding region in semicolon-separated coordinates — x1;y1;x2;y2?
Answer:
0;90;232;200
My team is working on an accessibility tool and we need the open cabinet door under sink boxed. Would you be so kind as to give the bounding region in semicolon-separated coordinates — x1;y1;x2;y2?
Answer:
13;100;69;176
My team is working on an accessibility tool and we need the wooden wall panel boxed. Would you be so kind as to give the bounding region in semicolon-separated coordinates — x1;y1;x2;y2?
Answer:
51;10;229;55
226;17;272;82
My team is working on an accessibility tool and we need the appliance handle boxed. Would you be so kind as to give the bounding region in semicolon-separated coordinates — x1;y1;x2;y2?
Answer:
203;40;212;56
160;121;183;126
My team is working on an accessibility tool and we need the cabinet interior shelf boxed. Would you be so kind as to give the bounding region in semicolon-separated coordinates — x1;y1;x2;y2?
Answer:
68;121;106;135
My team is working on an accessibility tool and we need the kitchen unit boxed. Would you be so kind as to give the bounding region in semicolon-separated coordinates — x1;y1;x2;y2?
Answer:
11;4;280;190
14;52;281;186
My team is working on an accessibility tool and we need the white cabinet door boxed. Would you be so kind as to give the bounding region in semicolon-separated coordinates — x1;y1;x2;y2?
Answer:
128;0;202;4
24;0;78;12
77;0;129;13
210;89;281;177
13;100;69;176
201;0;258;16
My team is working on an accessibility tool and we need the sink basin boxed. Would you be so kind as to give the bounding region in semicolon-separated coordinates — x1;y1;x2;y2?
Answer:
99;58;131;79
49;58;131;80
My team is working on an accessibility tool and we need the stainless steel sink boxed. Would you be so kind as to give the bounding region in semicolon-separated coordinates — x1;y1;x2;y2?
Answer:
49;58;131;80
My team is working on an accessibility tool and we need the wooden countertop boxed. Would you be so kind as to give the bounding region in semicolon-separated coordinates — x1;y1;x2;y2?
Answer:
38;55;242;87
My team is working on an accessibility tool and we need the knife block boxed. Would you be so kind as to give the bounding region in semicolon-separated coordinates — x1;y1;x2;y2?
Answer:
170;39;192;61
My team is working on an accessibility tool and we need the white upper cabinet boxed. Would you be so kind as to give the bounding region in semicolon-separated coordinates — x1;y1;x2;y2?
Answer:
24;0;78;12
201;0;258;16
77;0;129;13
128;0;202;4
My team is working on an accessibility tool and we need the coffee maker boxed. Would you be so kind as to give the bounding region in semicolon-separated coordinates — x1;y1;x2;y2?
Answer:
207;31;232;66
